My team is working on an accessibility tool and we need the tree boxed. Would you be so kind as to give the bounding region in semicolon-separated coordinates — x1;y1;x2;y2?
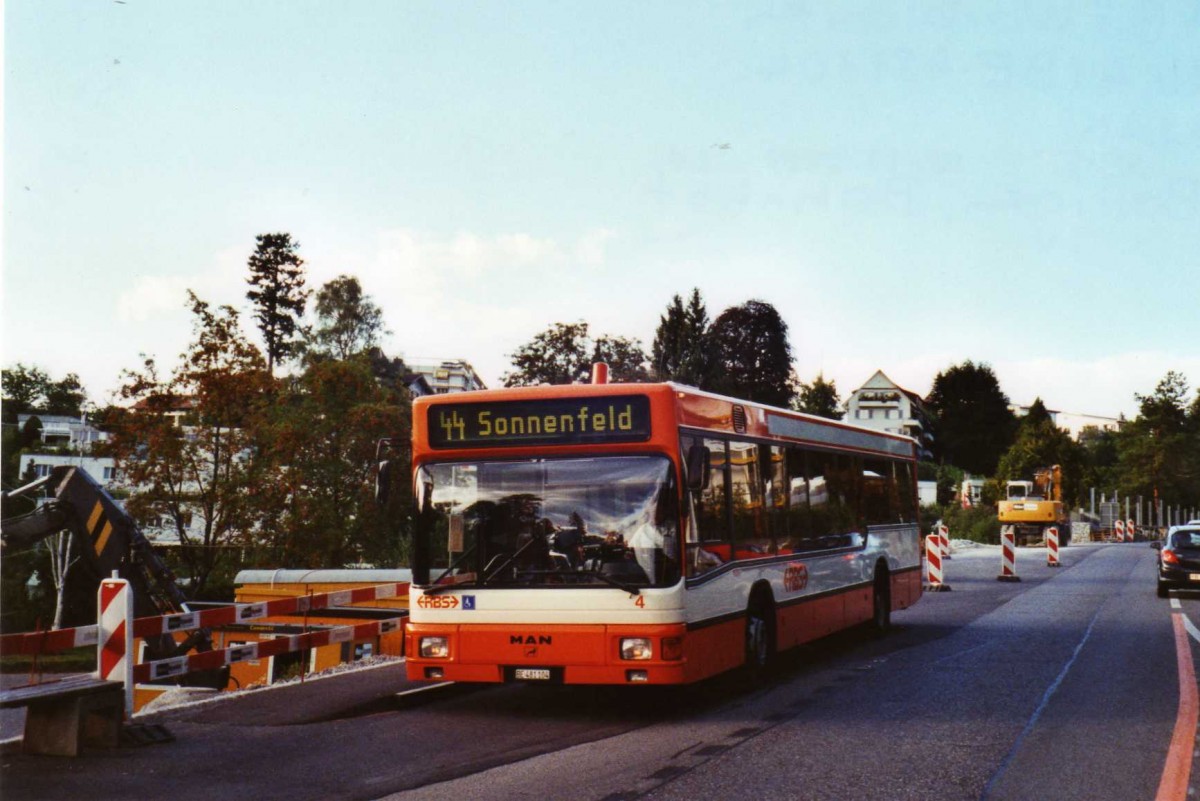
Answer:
925;361;1017;476
1;364;88;420
793;372;844;420
307;275;388;361
246;232;309;373
1078;425;1119;498
995;409;1082;505
1116;372;1197;510
46;530;78;629
107;293;273;595
707;300;796;407
651;288;716;388
254;358;411;567
2;364;50;419
503;322;650;386
590;335;652;383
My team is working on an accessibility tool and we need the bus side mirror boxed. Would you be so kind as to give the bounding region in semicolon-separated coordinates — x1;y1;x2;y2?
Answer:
375;460;393;507
686;445;710;492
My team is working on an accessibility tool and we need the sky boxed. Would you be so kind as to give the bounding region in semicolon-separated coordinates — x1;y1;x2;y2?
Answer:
3;1;1199;419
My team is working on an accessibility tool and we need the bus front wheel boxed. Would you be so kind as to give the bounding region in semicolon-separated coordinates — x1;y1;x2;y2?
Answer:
745;593;775;674
872;572;892;635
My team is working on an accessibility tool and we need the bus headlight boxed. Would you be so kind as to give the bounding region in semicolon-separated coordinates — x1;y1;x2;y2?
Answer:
620;638;653;660
420;636;449;658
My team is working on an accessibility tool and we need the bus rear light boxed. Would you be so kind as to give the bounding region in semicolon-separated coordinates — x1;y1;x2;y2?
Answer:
620;638;653;660
420;636;450;658
661;637;683;661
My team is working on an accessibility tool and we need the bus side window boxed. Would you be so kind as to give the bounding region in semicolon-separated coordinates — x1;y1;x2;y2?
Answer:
765;445;788;554
684;436;729;576
894;460;916;522
809;450;856;546
729;440;769;558
862;457;899;526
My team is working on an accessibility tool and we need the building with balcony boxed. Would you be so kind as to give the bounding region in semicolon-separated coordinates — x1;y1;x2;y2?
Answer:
407;359;487;395
844;370;933;459
15;414;108;449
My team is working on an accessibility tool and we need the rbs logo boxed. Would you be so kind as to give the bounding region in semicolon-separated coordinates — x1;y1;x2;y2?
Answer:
784;563;809;593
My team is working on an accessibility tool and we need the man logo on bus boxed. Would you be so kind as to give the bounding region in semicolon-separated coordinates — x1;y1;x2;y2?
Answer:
510;635;553;646
784;563;808;593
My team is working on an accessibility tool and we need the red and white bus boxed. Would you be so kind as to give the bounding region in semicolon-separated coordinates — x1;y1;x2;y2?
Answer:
401;371;922;685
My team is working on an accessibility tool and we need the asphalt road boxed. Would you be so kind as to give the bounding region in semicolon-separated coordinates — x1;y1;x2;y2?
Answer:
2;541;1195;801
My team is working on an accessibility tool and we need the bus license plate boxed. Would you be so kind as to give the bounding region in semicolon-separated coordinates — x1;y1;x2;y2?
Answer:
514;668;552;681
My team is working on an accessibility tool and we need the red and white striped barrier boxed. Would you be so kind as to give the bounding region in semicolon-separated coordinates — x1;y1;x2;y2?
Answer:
132;581;407;639
924;534;950;591
0;580;409;658
1126;519;1137;541
998;526;1021;582
134;617;404;684
1046;526;1061;568
98;576;134;716
0;624;98;656
938;523;952;560
1115;519;1125;542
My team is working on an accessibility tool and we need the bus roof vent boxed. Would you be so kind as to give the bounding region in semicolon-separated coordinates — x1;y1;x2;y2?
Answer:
732;405;748;433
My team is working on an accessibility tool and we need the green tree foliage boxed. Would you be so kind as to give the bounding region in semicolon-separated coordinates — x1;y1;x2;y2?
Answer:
246;232;310;373
1077;425;1120;498
925;360;1017;475
995;400;1082;505
1116;371;1198;509
707;300;796;408
503;322;650;386
254;358;411;567
651;288;715;388
307;275;389;361
105;293;272;595
2;363;88;420
792;372;844;420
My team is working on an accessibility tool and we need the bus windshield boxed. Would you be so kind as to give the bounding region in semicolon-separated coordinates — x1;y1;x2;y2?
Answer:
415;456;679;590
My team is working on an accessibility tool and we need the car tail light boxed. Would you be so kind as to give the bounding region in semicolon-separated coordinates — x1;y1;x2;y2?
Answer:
1162;549;1181;565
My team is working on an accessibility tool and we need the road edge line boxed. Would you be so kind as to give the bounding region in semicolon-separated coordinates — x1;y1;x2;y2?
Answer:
1154;611;1198;801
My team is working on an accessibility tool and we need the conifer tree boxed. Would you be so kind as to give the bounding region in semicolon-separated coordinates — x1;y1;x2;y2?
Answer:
246;232;309;373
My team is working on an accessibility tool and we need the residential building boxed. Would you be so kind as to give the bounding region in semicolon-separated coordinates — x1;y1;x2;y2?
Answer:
17;452;117;484
844;370;933;459
15;414;107;449
407;359;487;395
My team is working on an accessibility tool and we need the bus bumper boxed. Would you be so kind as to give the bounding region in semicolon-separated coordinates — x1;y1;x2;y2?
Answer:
405;622;689;685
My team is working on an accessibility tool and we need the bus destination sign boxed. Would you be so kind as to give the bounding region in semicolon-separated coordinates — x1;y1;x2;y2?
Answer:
428;395;652;449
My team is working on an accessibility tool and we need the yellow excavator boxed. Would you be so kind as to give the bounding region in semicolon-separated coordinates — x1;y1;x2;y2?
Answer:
997;465;1070;546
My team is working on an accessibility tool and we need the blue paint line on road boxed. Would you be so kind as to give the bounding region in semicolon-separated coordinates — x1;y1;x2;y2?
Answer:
981;605;1103;800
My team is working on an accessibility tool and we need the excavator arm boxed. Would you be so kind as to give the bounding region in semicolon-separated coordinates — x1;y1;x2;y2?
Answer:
1;466;224;685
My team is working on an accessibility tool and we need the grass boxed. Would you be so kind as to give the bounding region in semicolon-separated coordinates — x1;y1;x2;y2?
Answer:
0;647;95;674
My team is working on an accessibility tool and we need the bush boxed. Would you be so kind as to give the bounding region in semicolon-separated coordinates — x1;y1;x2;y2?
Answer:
942;505;1001;544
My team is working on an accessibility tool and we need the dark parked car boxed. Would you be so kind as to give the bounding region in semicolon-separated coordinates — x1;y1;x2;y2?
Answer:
1157;526;1200;597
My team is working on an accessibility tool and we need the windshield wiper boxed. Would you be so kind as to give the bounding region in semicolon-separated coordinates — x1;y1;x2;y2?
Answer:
587;569;642;595
425;545;480;595
478;533;546;586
